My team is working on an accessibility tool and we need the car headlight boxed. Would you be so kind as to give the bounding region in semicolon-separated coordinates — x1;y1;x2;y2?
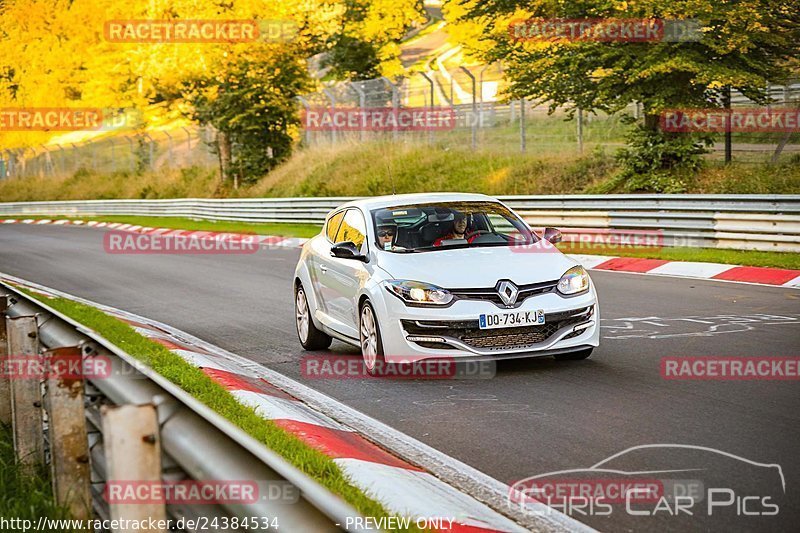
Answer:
385;280;453;305
557;266;589;295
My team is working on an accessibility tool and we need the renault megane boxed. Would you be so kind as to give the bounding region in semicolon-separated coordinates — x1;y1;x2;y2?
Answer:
293;193;599;375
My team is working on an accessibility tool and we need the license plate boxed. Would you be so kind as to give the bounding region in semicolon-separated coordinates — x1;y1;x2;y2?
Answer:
479;309;545;329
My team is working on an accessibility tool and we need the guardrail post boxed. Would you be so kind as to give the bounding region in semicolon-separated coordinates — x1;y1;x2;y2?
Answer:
102;403;166;527
40;145;53;175
349;82;367;143
109;139;117;173
772;85;794;164
723;86;732;164
322;88;337;145
144;134;155;170
70;143;79;172
458;67;477;149
45;346;92;519
164;131;174;168
6;315;45;466
182;126;192;154
449;77;454;106
55;144;66;176
519;99;527;153
382;77;400;141
295;96;312;147
0;295;10;424
420;73;435;145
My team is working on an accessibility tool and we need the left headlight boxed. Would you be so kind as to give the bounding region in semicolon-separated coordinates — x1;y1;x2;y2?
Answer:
384;280;453;305
557;265;589;295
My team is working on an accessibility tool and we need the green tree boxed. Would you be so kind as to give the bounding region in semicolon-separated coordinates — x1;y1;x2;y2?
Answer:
456;0;800;190
324;0;425;80
181;48;311;187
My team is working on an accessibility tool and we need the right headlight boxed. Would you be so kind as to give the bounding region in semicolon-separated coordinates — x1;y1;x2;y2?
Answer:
384;280;453;306
557;265;589;295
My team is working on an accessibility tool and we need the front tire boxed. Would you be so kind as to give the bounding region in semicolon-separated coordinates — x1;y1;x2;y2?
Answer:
554;347;593;361
359;301;385;376
295;284;332;350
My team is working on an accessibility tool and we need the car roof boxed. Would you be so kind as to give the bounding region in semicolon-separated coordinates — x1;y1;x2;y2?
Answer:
335;193;498;212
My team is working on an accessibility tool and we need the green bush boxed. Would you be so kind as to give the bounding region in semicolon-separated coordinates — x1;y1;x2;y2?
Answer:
614;122;713;193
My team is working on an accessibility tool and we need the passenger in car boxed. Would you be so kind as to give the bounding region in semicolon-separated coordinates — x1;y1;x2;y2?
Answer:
377;224;398;250
433;212;474;246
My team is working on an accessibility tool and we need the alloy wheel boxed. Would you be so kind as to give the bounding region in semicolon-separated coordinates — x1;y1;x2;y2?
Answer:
295;288;309;342
360;305;378;370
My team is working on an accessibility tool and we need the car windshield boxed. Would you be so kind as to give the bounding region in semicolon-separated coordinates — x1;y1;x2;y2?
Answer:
371;201;537;252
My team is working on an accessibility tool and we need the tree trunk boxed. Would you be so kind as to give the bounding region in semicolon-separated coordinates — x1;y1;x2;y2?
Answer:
644;112;660;132
217;131;232;185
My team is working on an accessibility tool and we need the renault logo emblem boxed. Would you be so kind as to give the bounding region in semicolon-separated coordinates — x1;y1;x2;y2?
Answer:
496;280;519;306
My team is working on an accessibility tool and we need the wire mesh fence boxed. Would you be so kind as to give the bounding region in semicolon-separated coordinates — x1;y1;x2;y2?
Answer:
0;125;218;180
1;72;798;181
297;73;800;162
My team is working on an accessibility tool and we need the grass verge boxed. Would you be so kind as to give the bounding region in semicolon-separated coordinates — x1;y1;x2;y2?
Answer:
7;215;322;239
0;424;77;531
1;142;797;203
20;290;424;532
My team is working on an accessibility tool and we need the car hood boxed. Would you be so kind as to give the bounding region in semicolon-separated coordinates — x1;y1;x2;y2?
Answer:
376;243;578;288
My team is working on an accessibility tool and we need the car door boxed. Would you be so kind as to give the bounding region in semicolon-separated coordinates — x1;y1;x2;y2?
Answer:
310;209;345;317
320;208;370;339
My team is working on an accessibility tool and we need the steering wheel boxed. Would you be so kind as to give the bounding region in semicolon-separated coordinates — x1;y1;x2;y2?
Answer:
465;230;491;240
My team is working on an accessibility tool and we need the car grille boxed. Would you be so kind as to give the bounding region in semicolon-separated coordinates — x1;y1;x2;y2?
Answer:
462;324;560;349
402;306;593;351
449;280;559;307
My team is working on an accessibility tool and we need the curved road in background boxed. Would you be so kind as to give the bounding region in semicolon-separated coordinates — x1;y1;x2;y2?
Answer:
1;224;798;532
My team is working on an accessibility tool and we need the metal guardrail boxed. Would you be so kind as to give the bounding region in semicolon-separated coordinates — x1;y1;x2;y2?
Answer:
1;195;799;252
0;281;360;531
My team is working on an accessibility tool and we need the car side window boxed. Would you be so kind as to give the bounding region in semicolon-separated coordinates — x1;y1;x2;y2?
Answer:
336;209;368;253
325;211;345;242
487;213;523;240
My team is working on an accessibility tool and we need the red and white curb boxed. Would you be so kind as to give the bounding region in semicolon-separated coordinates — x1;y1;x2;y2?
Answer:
569;254;800;288
0;272;587;533
5;217;796;288
1;218;305;249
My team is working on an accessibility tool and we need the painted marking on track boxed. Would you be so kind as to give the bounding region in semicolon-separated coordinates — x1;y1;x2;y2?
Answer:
601;313;800;339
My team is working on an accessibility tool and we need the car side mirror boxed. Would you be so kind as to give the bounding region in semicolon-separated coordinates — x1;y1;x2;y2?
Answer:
331;241;367;262
543;227;562;244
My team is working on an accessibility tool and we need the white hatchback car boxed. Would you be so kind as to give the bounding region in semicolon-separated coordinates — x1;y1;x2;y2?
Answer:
293;193;599;374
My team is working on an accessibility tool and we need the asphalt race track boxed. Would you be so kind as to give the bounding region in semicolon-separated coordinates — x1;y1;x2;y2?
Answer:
2;223;798;532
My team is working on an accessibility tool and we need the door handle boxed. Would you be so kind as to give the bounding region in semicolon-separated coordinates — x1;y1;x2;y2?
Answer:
320;265;328;273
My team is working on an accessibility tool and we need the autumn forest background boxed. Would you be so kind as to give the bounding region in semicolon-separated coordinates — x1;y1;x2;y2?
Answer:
0;0;798;199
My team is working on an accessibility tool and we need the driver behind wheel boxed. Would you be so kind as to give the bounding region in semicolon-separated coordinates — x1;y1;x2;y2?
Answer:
377;223;404;251
433;212;475;246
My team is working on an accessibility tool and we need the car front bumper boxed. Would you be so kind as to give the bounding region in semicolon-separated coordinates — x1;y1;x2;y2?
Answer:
372;283;600;362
